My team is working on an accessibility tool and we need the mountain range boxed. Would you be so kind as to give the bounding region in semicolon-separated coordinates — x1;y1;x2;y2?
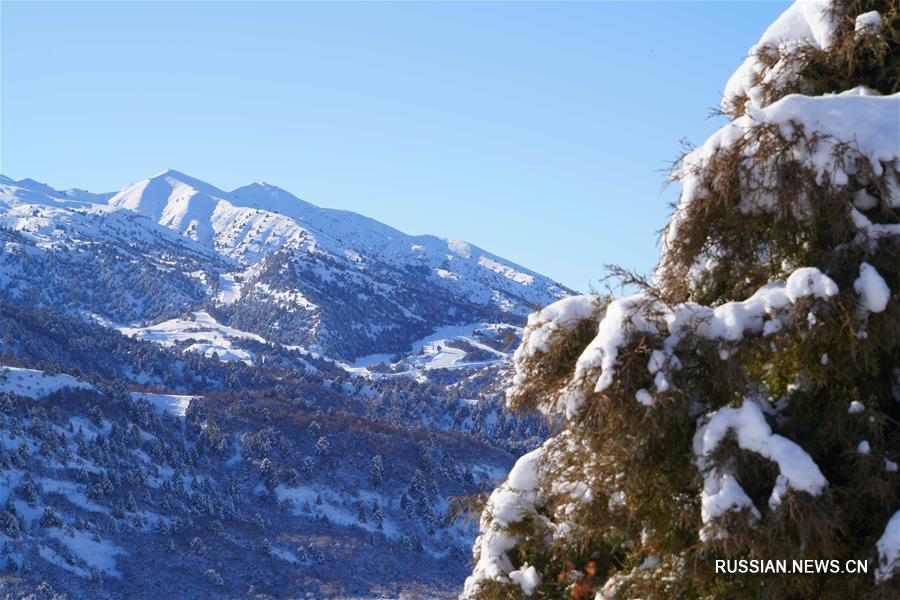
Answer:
2;170;569;360
0;170;571;598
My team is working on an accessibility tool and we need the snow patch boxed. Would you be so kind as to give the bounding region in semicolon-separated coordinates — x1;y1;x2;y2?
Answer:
694;400;827;540
854;262;890;313
447;240;472;259
119;311;264;364
854;11;881;34
130;391;198;417
0;366;92;399
509;564;541;595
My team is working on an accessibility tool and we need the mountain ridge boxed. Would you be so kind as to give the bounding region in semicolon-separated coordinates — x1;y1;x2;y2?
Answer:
1;171;572;360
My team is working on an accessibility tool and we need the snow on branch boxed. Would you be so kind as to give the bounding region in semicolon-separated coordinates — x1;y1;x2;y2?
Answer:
463;445;546;597
854;262;891;314
666;90;900;259
723;0;836;114
876;510;900;583
515;294;603;359
515;267;838;419
693;400;828;541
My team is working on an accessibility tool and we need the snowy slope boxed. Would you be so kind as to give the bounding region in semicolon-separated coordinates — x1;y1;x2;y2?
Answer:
0;171;552;599
0;177;229;324
108;169;568;313
128;391;198;416
2;170;572;360
0;366;92;399
118;311;266;364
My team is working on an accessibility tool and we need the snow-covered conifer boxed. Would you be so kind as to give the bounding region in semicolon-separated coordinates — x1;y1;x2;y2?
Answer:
371;454;384;487
314;435;329;457
463;2;900;597
40;507;63;529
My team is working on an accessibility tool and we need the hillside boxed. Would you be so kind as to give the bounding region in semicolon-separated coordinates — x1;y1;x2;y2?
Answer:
0;171;570;598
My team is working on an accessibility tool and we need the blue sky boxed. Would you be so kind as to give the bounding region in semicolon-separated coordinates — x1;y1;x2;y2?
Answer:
1;1;789;291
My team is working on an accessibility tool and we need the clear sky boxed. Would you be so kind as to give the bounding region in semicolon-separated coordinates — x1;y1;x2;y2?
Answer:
1;1;789;292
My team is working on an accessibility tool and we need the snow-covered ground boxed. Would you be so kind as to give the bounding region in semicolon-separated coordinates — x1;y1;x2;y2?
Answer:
115;311;512;379
119;311;265;364
347;323;513;376
0;366;92;399
215;273;243;304
129;391;198;417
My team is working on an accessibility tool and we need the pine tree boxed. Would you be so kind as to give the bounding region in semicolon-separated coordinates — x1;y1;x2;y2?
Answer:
372;499;385;530
204;568;224;586
190;536;205;555
408;468;426;499
20;479;37;507
463;2;900;598
400;493;414;518
311;544;325;563
371;454;384;487
295;544;310;562
40;506;63;529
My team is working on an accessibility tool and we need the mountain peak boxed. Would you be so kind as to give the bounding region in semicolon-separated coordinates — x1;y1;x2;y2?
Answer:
142;169;227;196
229;181;318;216
151;168;188;179
232;180;290;195
16;177;57;193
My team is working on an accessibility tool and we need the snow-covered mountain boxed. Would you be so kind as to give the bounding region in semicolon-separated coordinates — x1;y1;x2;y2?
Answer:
2;170;571;359
0;170;562;598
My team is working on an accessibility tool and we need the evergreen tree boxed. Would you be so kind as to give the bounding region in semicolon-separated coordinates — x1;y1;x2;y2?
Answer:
205;568;224;586
189;536;205;555
311;544;325;563
295;544;310;562
400;493;414;519
370;454;384;487
463;2;900;598
408;468;426;499
372;499;385;530
315;435;329;457
40;506;63;529
20;479;38;507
